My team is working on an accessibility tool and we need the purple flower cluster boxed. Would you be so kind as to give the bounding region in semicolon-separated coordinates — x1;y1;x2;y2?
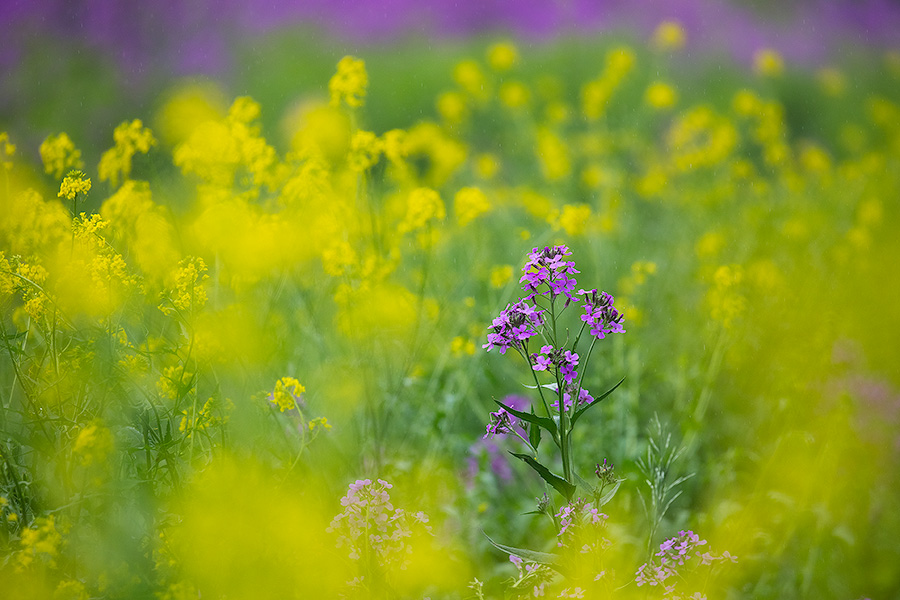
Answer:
555;499;609;549
635;530;737;594
328;478;432;567
578;289;625;340
550;385;595;411
483;299;544;355
520;245;580;302
531;345;580;384
483;407;524;439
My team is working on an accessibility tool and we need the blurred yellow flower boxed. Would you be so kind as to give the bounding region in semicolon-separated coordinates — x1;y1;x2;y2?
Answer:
490;264;513;289
487;41;519;72
40;132;83;179
645;82;678;109
454;186;491;226
329;56;368;108
652;21;686;51
754;48;784;77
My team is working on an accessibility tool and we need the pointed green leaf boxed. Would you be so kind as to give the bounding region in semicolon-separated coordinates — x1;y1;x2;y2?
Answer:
571;376;625;427
528;419;541;450
483;533;567;575
574;472;598;497
495;400;558;437
510;452;576;501
597;478;623;507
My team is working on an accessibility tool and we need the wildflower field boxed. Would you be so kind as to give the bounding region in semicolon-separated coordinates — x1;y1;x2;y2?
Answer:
1;9;900;599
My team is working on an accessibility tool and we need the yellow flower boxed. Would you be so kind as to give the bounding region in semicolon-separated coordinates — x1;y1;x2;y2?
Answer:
652;21;686;51
348;130;383;171
0;132;16;172
73;423;114;466
329;56;368;108
160;257;209;315
555;204;591;236
450;336;476;357
98;119;156;187
536;128;571;181
399;187;445;232
816;67;846;97
40;132;83;179
645;82;678;109
436;91;470;125
58;169;91;201
17;515;62;570
474;153;500;180
498;80;531;109
454;59;489;101
487;41;519;72
754;48;784;77
270;377;305;412
308;417;331;432
489;264;513;289
454;186;491;226
321;239;359;276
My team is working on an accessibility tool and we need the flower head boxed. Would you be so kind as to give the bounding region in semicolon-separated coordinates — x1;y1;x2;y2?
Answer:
329;56;368;108
578;289;625;340
520;245;580;302
58;170;91;201
483;299;544;354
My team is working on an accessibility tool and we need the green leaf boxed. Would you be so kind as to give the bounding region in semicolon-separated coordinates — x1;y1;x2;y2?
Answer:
570;376;625;427
510;452;576;501
597;478;623;507
528;418;541;450
483;533;567;575
574;472;598;497
495;400;558;437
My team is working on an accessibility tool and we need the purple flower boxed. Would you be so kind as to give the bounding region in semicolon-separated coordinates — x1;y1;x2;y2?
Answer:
578;289;625;340
551;385;594;411
530;345;580;384
483;299;544;354
520;245;580;302
484;408;520;439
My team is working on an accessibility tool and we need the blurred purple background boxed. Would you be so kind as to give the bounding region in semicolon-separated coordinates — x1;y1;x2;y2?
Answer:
3;0;899;80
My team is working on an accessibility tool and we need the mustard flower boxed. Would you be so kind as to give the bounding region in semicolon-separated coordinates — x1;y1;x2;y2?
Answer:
490;264;513;289
329;56;368;108
98;119;156;187
645;82;678;109
58;169;91;201
347;129;382;171
17;515;62;570
399;187;445;233
268;377;305;412
453;59;489;101
39;132;83;179
754;48;785;77
487;41;519;72
454;186;491;226
1;132;16;171
652;21;687;51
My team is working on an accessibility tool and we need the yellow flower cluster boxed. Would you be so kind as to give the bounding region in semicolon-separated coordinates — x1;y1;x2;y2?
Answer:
39;132;83;179
160;257;209;315
58;169;91;201
399;187;445;233
329;56;368;108
652;20;687;51
582;46;635;120
17;515;62;570
98;119;156;187
453;186;491;226
72;422;114;466
270;377;305;412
